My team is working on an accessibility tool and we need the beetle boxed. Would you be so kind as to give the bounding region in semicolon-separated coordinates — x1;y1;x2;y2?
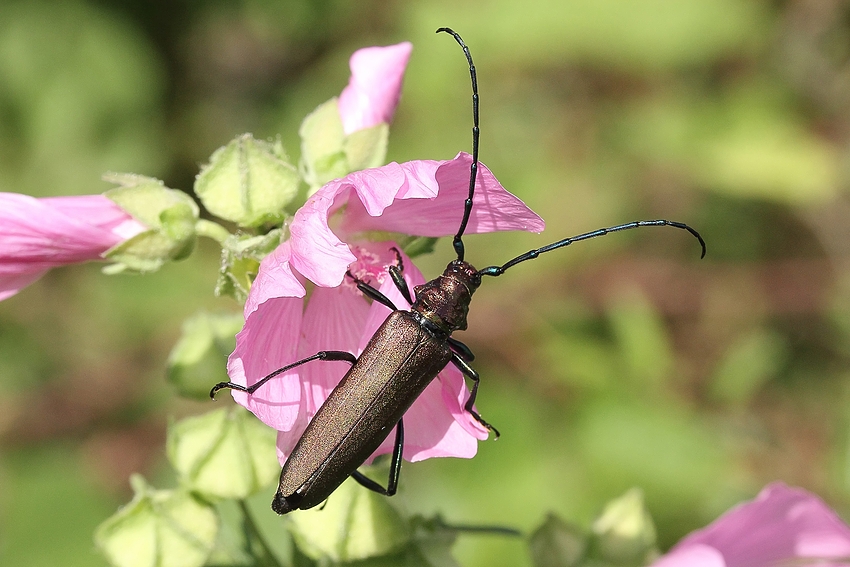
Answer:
211;27;706;514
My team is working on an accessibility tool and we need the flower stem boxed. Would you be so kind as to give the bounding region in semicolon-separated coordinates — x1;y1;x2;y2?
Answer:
195;219;231;243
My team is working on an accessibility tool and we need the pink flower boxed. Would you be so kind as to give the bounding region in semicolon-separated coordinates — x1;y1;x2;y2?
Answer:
0;193;146;300
653;483;850;567
337;42;413;135
227;152;545;464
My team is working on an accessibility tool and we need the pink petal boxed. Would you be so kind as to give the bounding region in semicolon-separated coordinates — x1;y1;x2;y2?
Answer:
0;193;145;300
289;155;543;289
288;162;435;287
342;152;545;237
660;483;850;567
228;294;304;432
652;545;726;567
338;42;413;135
245;241;307;319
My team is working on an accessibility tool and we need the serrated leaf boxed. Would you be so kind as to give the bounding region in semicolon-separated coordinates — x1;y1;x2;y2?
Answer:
345;122;389;171
94;476;218;567
167;312;244;400
195;134;299;227
288;474;411;562
167;407;279;500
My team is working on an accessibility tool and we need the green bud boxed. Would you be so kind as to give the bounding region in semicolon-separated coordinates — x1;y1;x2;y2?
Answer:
195;134;299;228
529;513;588;567
166;407;279;500
103;174;199;273
215;229;283;302
345;122;389;171
94;475;218;567
591;488;657;565
287;472;411;562
299;98;348;191
166;311;244;399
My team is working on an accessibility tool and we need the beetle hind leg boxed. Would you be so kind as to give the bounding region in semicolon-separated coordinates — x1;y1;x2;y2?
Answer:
450;353;501;439
350;419;404;496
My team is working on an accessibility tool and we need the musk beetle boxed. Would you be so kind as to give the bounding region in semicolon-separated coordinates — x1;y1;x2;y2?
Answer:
211;27;706;514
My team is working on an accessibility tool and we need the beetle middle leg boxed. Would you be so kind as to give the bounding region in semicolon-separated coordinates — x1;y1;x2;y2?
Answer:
451;353;501;439
209;350;357;399
350;419;404;496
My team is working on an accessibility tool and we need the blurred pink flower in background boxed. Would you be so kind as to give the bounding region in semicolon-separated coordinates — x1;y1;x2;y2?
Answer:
0;193;145;301
227;153;545;465
653;482;850;567
338;42;413;135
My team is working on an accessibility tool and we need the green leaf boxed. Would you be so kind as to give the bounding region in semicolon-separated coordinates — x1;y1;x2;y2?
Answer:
590;488;657;565
195;134;299;228
102;174;199;273
287;473;411;562
345;122;389;171
166;312;244;400
299;98;347;190
94;475;218;567
167;407;280;500
528;514;587;567
216;230;283;302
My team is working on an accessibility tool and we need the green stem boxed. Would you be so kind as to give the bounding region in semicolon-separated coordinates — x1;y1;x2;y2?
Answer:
238;499;283;567
448;523;523;537
195;219;231;244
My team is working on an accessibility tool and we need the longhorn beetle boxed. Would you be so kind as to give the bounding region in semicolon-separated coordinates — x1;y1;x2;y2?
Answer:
211;27;706;514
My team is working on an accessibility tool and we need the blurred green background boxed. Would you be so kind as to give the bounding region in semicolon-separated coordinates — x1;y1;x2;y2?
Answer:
2;0;849;565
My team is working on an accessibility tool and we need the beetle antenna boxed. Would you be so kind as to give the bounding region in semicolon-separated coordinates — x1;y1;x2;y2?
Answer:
477;219;706;277
437;27;478;262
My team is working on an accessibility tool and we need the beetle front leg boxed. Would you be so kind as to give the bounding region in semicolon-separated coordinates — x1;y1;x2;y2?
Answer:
388;246;415;305
350;419;404;496
210;350;357;399
347;269;400;311
450;353;501;439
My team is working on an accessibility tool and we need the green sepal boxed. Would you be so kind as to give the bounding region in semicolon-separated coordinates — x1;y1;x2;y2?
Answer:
345;122;389;171
195;134;299;228
590;488;657;566
287;472;411;562
299;98;348;190
102;174;199;273
215;229;283;303
398;236;440;259
529;513;588;567
94;475;218;567
166;312;244;400
166;407;279;500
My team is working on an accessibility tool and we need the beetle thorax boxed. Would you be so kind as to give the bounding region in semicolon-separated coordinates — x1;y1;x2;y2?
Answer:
411;260;481;334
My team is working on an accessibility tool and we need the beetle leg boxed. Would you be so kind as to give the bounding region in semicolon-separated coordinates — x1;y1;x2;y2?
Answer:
346;269;399;311
450;353;501;439
388;246;415;305
350;419;404;496
209;350;357;399
447;337;475;362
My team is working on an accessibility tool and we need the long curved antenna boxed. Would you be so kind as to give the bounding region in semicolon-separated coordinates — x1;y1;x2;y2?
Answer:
437;27;478;262
477;220;706;277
